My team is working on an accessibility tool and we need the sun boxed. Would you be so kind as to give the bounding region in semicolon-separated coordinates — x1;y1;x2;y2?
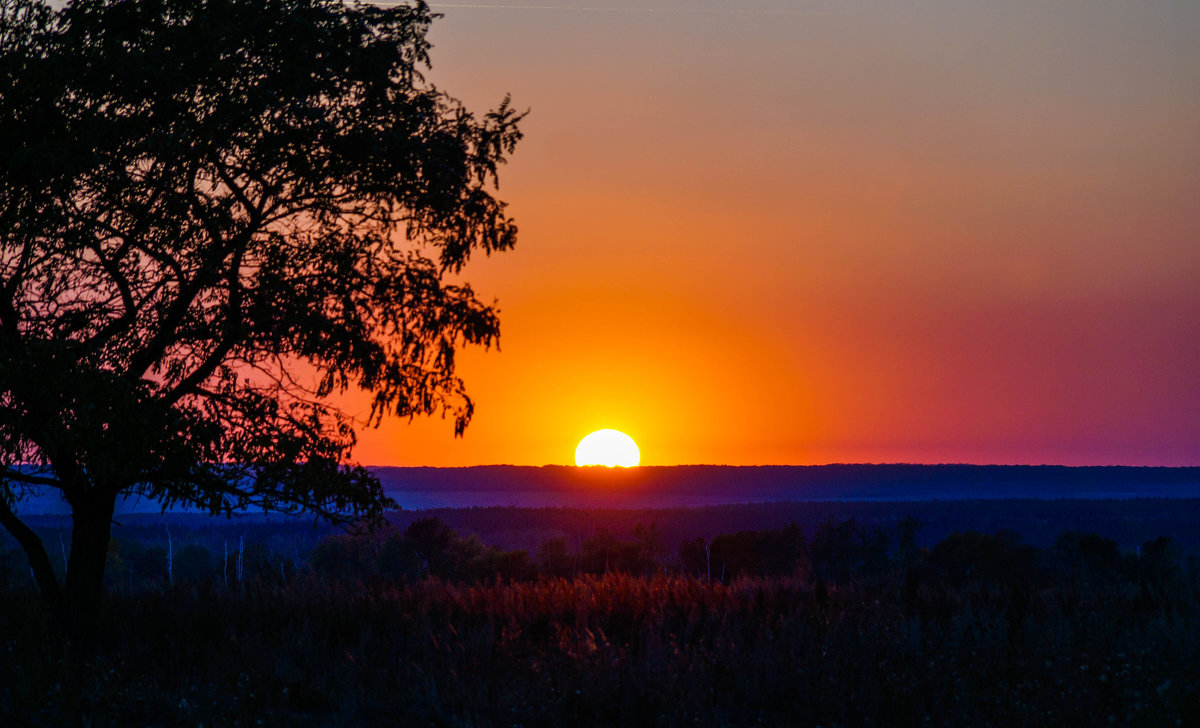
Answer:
575;429;641;467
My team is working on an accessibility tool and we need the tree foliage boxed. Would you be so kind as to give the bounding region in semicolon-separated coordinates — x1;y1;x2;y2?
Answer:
0;0;522;640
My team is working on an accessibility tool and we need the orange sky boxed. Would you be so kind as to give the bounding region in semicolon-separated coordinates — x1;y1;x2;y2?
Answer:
353;1;1200;467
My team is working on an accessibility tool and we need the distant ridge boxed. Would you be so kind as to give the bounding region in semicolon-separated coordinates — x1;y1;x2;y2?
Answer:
373;464;1200;506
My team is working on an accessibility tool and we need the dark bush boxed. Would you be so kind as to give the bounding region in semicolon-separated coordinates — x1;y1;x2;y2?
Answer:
925;529;1039;588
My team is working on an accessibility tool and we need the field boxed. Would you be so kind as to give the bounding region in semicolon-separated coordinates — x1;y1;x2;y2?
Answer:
3;500;1200;726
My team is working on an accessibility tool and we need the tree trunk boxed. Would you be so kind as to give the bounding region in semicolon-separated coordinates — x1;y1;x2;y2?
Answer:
63;489;117;648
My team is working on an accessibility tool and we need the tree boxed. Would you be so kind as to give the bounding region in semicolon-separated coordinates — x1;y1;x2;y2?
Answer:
0;0;522;643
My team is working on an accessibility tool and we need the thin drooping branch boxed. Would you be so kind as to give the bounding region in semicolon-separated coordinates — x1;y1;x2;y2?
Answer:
0;237;35;301
0;493;62;607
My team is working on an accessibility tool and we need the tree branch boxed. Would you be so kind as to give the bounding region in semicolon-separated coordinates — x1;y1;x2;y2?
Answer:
163;239;248;405
0;466;59;487
80;238;138;342
0;491;62;608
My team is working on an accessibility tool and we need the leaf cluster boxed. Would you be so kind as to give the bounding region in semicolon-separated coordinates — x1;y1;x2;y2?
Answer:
0;0;523;522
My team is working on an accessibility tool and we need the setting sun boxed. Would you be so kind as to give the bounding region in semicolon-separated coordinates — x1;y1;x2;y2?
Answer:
575;429;640;467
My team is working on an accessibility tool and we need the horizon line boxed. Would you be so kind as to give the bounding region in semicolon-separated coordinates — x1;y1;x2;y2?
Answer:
363;462;1200;469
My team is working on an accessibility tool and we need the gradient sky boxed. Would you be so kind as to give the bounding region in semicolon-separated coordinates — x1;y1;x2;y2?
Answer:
352;0;1200;467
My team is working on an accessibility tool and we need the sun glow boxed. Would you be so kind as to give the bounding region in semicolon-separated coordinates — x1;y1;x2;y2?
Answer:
574;429;641;467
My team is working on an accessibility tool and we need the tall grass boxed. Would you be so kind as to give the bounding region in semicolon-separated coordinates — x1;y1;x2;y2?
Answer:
3;569;1198;727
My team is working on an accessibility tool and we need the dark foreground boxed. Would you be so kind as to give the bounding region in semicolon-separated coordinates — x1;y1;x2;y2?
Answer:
3;520;1200;727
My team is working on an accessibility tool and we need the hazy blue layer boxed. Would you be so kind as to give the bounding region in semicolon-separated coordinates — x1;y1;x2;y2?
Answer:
10;464;1200;515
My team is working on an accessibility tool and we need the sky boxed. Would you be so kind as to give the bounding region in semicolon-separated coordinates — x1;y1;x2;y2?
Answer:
352;0;1200;467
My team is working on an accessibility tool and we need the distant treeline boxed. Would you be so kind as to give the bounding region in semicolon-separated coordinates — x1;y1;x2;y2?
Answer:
6;498;1200;592
380;497;1200;554
3;512;1194;597
307;516;1200;590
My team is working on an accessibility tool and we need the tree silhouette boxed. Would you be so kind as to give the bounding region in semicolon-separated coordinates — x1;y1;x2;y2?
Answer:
0;0;522;643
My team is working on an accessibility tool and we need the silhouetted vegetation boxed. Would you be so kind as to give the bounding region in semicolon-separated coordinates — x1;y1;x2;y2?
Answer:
0;0;522;643
3;509;1199;726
